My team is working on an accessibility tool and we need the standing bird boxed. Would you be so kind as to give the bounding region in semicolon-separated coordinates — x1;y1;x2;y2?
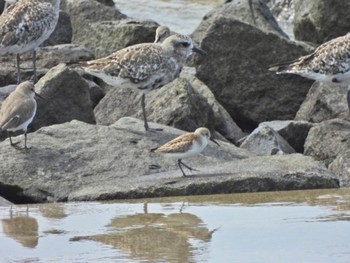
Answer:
269;33;350;109
151;127;220;177
154;26;170;43
80;34;206;131
0;0;61;84
0;81;42;149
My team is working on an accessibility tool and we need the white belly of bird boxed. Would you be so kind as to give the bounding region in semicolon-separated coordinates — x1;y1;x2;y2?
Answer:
163;140;208;159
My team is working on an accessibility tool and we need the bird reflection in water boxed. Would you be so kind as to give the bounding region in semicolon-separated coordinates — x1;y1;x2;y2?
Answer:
71;202;217;263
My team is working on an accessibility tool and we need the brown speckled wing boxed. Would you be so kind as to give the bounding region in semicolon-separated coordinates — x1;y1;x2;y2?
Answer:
154;133;195;154
301;34;350;75
82;43;165;83
0;1;57;48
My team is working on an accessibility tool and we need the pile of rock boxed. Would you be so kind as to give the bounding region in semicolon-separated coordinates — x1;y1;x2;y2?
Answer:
0;0;348;204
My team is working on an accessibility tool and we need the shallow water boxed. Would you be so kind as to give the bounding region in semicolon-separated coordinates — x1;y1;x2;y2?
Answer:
114;0;222;35
1;189;350;262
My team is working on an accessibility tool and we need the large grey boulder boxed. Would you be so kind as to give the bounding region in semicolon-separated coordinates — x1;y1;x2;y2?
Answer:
180;71;245;144
94;74;245;143
72;19;159;58
0;118;338;203
192;0;288;44
43;11;73;46
304;119;350;166
262;120;313;153
194;15;313;129
95;77;215;132
329;151;350;187
295;82;348;123
293;0;350;44
240;124;296;155
31;63;96;131
61;0;158;58
61;0;126;52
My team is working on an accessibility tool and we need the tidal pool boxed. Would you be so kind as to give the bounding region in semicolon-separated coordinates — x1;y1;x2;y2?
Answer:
0;189;350;262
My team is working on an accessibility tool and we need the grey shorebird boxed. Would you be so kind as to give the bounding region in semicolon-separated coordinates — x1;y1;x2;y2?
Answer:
0;81;42;149
0;0;61;83
154;26;170;43
269;33;350;109
80;34;206;131
151;127;220;177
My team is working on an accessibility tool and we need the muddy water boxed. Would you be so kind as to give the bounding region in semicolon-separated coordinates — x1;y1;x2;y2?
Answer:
0;189;350;262
114;0;222;34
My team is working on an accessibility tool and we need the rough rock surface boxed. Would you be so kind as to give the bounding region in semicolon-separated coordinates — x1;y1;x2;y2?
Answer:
304;119;350;166
61;0;126;50
240;124;296;155
95;77;215;132
72;19;159;58
293;0;350;44
31;64;96;131
329;151;350;187
93;73;245;143
0;118;338;203
262;120;313;153
295;82;349;123
192;0;289;44
194;15;313;129
43;11;73;46
180;71;245;144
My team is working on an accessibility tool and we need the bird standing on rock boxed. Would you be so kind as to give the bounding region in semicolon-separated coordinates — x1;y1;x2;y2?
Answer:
269;33;350;110
0;81;42;149
80;34;206;131
151;127;220;177
0;0;61;84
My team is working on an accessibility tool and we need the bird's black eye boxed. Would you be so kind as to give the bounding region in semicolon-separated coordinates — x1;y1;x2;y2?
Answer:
181;42;190;48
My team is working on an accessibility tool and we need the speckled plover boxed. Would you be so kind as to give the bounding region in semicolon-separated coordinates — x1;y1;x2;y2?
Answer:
269;33;350;109
0;0;61;83
154;26;170;43
81;34;206;131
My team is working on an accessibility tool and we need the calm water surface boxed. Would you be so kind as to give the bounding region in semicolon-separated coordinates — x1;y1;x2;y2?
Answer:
0;189;350;262
114;0;222;34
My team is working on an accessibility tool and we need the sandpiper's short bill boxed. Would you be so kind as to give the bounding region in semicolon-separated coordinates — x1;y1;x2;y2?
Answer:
80;33;206;131
151;127;220;177
0;81;42;149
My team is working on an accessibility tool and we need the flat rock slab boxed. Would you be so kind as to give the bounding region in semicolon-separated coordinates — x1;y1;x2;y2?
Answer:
0;118;338;203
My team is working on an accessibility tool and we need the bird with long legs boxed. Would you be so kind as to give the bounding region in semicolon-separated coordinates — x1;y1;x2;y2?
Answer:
0;0;61;84
80;34;206;131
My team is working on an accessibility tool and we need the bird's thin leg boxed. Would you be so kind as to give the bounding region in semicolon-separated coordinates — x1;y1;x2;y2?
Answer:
179;159;199;174
178;159;188;177
8;131;20;147
141;93;149;131
24;130;31;150
140;93;162;132
347;86;350;112
32;50;37;83
16;54;21;84
248;0;257;26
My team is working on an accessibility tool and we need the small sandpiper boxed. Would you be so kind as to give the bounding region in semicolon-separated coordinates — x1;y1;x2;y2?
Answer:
0;0;61;83
151;127;220;177
269;33;350;109
154;26;170;43
0;81;42;149
80;34;206;131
